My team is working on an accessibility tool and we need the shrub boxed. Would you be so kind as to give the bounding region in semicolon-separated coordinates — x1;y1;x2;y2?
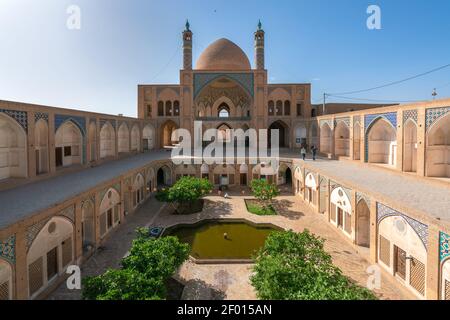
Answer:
250;230;377;300
82;232;189;300
250;179;280;210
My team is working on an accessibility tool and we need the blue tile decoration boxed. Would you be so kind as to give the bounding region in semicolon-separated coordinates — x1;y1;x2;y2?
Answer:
364;112;397;162
425;106;450;131
334;117;350;128
364;112;397;132
55;114;87;164
440;232;450;262
193;73;254;98
0;235;15;264
319;119;333;130
403;110;418;125
34;112;49;123
377;202;428;250
0;109;28;132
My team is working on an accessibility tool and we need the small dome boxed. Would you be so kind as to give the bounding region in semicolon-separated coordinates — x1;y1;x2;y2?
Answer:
195;38;251;71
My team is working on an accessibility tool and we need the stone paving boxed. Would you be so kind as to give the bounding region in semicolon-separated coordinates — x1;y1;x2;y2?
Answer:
49;186;417;300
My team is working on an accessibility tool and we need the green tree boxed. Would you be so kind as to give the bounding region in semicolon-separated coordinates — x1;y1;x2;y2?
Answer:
157;176;213;214
82;231;189;300
250;179;280;210
250;230;377;300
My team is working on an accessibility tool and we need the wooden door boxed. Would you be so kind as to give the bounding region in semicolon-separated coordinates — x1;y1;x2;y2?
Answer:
394;246;407;280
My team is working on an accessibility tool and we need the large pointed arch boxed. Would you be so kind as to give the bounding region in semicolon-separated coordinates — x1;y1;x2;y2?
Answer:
55;120;83;168
403;119;418;173
117;122;130;154
426;113;450;177
0;113;27;180
100;122;116;159
334;121;350;157
366;118;397;166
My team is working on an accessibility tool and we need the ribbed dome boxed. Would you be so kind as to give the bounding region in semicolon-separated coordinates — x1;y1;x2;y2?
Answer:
195;38;251;71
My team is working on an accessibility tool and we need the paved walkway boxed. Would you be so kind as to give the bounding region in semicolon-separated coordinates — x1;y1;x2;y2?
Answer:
48;185;417;300
0;150;170;228
298;157;450;223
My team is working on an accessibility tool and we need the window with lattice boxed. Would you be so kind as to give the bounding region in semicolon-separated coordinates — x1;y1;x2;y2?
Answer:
0;281;9;300
379;235;390;266
445;280;450;300
409;257;425;296
28;257;43;297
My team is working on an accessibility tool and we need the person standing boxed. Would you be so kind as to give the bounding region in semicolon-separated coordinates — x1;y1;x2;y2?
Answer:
311;145;317;161
301;146;306;160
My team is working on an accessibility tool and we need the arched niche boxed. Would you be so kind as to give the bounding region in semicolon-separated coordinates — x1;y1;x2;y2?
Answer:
160;120;178;147
0;113;27;179
142;124;155;151
367;118;397;166
27;217;74;298
305;173;318;205
100;122;116;159
132;173;145;207
320;122;332;154
426;113;450;178
213;165;236;186
55;121;83;168
117;123;130;154
403;120;418;173
268;120;289;148
99;188;121;237
130;124;140;151
356;199;370;247
334;121;350;157
157;165;172;187
330;187;352;236
81;200;95;249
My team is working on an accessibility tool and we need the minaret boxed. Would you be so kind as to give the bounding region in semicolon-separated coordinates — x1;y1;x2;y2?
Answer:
254;20;265;70
182;20;193;70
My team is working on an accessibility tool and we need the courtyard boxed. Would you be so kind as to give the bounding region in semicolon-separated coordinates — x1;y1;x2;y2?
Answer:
48;185;416;300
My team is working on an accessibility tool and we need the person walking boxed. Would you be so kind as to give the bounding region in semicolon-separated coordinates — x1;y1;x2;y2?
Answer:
311;145;317;161
301;146;306;161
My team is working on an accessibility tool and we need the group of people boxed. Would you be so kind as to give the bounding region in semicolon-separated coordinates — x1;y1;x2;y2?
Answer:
300;145;318;161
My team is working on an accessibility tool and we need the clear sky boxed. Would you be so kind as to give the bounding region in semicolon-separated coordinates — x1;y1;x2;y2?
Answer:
0;0;449;117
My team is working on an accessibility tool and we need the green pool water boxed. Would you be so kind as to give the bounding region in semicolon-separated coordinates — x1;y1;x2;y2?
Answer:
165;220;279;260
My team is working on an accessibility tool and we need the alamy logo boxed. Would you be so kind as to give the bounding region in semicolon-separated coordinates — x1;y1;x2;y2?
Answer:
367;5;382;30
66;5;81;30
170;121;280;170
66;265;81;290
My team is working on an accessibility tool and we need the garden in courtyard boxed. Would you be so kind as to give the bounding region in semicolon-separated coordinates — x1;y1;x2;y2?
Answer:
82;177;377;300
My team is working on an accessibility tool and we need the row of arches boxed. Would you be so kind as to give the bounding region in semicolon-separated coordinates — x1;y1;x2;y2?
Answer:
0;112;157;181
268;100;290;117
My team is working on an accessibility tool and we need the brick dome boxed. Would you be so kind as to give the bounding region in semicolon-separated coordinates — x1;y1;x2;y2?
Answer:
195;38;251;71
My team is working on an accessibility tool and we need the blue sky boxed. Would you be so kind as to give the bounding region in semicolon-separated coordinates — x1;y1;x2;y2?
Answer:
0;0;449;117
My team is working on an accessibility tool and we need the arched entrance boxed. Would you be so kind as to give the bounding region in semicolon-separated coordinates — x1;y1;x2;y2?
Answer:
356;199;370;247
0;113;27;180
367;118;397;166
403;120;417;173
157;166;172;187
55;121;83;167
132;174;145;208
34;119;49;175
426;113;450;177
160;120;178;147
334;121;350;157
100;122;116;159
142;124;155;151
218;103;231;118
27;217;74;298
320;123;332;154
305;173;318;206
81;200;95;250
268;120;288;148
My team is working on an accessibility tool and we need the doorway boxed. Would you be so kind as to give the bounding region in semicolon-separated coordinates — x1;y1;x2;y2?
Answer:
55;147;63;167
394;246;407;280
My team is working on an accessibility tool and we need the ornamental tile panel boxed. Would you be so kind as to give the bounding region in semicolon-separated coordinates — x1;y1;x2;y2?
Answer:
356;192;371;207
403;110;418;125
34;112;49;123
26;218;51;250
364;112;397;132
425;106;450;130
377;202;428;250
0;235;15;264
0;109;28;131
440;232;450;262
193;73;254;98
334;117;350;128
55;114;86;134
319;119;333;130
